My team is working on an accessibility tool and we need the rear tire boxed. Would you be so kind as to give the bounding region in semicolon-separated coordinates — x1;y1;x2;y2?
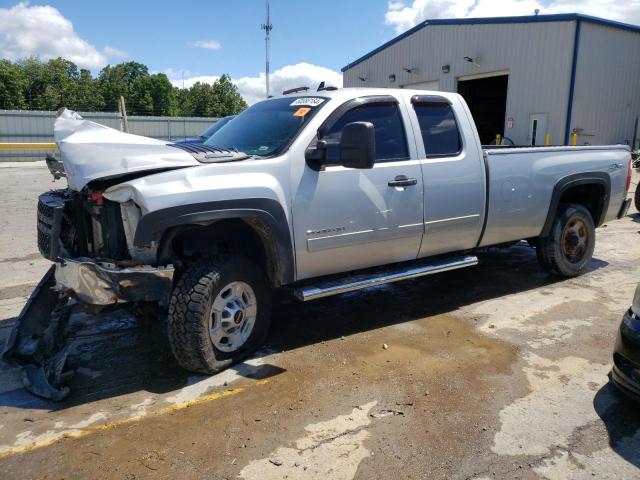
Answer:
634;186;640;213
167;255;271;374
537;203;595;277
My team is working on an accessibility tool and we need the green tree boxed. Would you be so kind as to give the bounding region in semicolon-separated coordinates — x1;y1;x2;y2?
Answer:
178;75;247;118
0;58;248;117
128;76;154;115
174;86;193;116
72;69;105;111
211;74;247;116
20;57;47;109
148;73;177;116
18;57;83;110
0;60;27;109
185;82;219;117
98;61;150;111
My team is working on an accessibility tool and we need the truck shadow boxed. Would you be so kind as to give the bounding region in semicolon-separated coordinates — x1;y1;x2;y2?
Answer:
269;243;608;353
0;243;609;410
593;381;640;468
628;212;640;223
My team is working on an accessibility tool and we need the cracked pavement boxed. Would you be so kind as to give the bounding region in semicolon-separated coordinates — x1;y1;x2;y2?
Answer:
0;164;638;479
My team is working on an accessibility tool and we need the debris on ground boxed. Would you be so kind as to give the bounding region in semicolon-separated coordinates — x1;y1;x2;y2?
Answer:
370;409;404;418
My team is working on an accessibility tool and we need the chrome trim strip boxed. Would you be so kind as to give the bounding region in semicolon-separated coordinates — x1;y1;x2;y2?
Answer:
425;214;480;226
294;255;478;301
307;229;375;252
309;229;374;241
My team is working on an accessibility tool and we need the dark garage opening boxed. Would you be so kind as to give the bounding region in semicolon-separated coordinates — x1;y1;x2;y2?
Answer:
457;75;509;145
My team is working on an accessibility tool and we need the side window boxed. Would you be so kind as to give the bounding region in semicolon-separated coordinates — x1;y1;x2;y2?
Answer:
324;104;409;162
414;104;462;157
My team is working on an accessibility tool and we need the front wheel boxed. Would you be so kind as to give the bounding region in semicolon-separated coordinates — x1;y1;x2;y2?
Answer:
536;203;595;277
634;186;640;213
167;255;271;374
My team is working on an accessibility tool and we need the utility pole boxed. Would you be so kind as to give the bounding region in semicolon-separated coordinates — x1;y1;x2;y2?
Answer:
261;0;273;98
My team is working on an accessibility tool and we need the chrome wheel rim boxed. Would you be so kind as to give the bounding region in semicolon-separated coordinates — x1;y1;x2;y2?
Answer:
210;281;257;353
561;217;589;263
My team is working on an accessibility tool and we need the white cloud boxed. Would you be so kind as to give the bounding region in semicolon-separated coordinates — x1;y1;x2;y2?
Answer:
103;45;129;58
168;62;343;105
191;39;222;50
0;2;127;69
384;0;640;34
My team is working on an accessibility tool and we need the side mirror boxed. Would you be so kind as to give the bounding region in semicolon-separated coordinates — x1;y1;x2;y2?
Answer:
305;121;376;170
339;121;375;169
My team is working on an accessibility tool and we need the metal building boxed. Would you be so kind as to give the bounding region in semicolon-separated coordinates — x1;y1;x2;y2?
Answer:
342;13;640;147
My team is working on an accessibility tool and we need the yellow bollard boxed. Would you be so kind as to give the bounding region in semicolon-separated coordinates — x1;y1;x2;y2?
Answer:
545;133;550;146
571;133;578;146
495;134;502;145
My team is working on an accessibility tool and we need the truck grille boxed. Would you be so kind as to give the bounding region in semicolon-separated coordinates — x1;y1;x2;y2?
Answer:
37;190;67;261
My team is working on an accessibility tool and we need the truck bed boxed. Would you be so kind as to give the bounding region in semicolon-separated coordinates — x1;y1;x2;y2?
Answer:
478;144;630;247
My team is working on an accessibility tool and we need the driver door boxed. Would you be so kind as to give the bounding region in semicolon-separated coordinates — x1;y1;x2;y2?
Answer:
292;96;424;280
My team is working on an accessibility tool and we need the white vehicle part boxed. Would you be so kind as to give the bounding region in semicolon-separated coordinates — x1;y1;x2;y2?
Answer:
120;201;142;257
54;109;199;191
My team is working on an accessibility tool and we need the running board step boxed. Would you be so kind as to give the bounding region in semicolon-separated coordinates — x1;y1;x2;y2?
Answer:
293;255;478;301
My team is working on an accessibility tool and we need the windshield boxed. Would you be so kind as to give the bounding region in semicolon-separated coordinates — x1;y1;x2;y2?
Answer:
200;115;235;140
205;96;328;156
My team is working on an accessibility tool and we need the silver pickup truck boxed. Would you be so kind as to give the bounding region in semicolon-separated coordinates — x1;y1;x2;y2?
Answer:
4;88;633;399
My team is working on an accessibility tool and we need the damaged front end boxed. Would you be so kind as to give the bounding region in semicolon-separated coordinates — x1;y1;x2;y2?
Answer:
2;187;175;401
2;110;181;401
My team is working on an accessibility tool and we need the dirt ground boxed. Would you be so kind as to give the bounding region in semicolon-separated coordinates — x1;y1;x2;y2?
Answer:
0;163;638;480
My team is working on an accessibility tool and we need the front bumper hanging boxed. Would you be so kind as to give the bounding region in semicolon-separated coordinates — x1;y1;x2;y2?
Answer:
2;258;174;401
55;257;174;306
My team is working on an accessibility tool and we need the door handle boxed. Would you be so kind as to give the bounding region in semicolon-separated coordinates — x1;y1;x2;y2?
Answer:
388;175;417;187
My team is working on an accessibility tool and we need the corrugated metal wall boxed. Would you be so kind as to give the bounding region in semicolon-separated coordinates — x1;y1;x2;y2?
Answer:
571;22;640;147
0;110;219;161
344;21;577;145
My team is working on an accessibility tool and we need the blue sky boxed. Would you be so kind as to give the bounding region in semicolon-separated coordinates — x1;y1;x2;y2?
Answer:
28;0;394;78
1;1;639;103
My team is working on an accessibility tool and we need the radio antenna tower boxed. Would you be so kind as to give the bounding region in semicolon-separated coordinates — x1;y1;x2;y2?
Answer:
261;0;273;98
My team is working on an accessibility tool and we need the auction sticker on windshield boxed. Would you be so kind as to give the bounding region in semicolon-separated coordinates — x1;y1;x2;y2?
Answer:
290;97;325;107
293;107;311;117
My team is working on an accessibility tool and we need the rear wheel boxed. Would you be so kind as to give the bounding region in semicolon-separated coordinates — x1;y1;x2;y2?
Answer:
167;255;271;374
634;186;640;213
537;203;595;277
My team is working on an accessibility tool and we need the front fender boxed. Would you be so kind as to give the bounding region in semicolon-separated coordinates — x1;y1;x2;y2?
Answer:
133;198;295;285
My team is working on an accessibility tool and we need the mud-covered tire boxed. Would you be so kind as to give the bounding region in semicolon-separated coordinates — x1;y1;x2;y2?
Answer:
167;256;271;374
537;203;595;277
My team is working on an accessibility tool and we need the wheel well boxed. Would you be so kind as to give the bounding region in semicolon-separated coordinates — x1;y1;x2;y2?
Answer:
558;183;606;226
158;219;283;286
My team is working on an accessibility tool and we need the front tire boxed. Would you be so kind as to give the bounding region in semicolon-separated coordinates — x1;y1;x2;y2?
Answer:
537;203;595;277
634;186;640;213
167;255;271;374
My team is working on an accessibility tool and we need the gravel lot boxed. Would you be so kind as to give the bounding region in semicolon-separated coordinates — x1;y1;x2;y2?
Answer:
0;164;638;479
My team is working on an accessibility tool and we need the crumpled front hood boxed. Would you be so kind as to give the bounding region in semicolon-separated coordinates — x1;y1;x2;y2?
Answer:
55;109;200;191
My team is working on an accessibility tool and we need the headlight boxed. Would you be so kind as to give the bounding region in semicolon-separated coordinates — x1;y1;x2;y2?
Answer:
632;283;640;317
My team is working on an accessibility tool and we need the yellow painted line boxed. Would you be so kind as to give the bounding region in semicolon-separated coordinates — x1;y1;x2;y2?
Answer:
0;143;57;151
0;378;270;459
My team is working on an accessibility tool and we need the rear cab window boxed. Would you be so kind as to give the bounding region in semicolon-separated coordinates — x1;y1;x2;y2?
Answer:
412;96;462;157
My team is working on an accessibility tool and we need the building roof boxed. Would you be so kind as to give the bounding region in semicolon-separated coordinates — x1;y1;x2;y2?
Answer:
341;13;640;72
